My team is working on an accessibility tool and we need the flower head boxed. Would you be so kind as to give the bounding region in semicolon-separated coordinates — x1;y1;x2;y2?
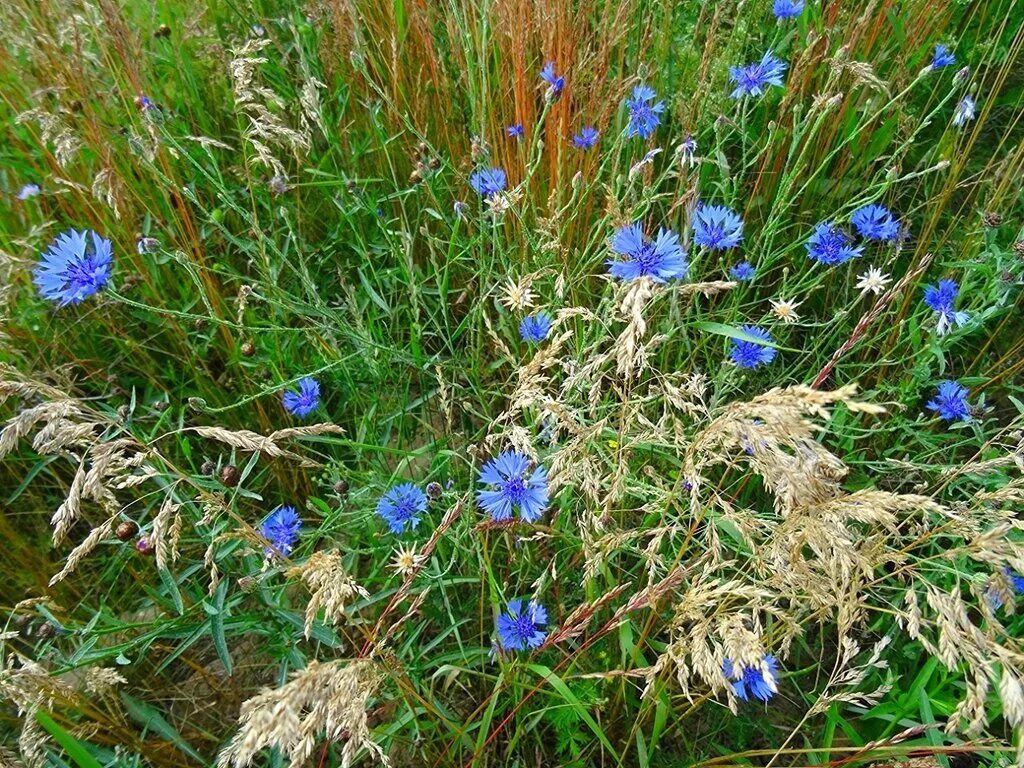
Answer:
506;123;524;139
607;224;688;282
729;51;787;99
477;451;549;523
806;222;863;265
496;599;548;651
927;380;970;422
519;312;553;343
390;543;423;577
770;297;802;324
261;505;302;556
693;204;743;250
730;261;756;282
17;183;40;200
539;62;564;98
282;377;320;418
931;44;956;69
377;483;428;534
923;279;968;335
953;95;976;127
34;229;113;306
677;135;698;167
772;0;805;18
625;85;665;140
855;265;891;296
572;126;599;149
723;656;779;702
470;167;507;198
851;204;900;242
729;326;777;369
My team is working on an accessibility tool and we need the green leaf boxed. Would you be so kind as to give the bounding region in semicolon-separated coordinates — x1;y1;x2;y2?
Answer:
35;710;103;768
525;664;620;762
120;693;205;762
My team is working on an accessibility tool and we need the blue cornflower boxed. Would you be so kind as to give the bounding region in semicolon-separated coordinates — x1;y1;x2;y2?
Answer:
953;96;976;127
539;62;564;98
989;568;1024;609
519;313;553;343
729;51;787;99
927;380;970;422
260;505;302;556
851;204;900;242
723;656;779;702
607;223;688;282
931;44;955;69
805;222;863;265
693;204;743;250
496;599;548;651
376;483;428;534
470;167;507;198
17;183;40;200
572;126;599;149
34;229;113;306
477;451;549;523
729;326;777;369
923;279;968;335
507;123;524;139
730;261;756;281
773;0;804;18
625;85;665;140
282;377;320;418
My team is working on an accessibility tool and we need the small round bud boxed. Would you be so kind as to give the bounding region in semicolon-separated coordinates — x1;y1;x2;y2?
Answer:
334;479;350;495
116;520;139;541
983;211;1003;228
426;481;443;500
1014;240;1024;258
36;622;56;639
240;341;256;357
220;465;241;487
154;24;171;38
238;575;259;592
136;537;153;555
200;459;216;476
193;318;208;331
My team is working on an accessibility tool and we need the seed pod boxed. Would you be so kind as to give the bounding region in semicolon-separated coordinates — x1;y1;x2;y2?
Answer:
334;479;350;495
116;520;139;541
200;459;216;476
426;481;442;500
220;465;241;487
240;341;256;357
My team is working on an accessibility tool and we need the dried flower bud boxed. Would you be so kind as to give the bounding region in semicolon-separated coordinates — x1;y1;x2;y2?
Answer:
238;575;259;592
426;481;443;500
1014;240;1024;258
334;479;350;495
240;341;256;357
200;459;216;476
193;318;208;331
36;622;55;639
983;211;1003;228
116;520;139;541
220;465;241;487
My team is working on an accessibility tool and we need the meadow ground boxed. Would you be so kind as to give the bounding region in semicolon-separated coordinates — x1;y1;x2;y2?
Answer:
2;0;1024;766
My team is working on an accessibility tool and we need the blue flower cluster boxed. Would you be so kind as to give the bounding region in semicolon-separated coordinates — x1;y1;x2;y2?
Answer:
260;505;302;557
723;656;779;702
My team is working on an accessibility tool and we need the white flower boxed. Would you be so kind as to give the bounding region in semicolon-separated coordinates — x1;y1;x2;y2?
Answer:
390;544;423;577
500;276;535;311
770;297;802;324
855;266;891;296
